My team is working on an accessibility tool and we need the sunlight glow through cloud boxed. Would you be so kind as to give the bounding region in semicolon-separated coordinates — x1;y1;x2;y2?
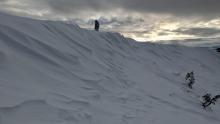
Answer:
0;0;220;44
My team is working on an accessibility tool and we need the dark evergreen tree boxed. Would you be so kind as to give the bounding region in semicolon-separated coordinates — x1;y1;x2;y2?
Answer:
202;94;220;108
185;71;195;89
202;93;212;108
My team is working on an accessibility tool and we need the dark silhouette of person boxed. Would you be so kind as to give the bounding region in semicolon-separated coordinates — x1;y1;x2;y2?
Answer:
94;20;100;31
216;48;220;53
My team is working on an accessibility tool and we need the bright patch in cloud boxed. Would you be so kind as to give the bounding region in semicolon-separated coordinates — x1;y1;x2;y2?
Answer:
0;0;220;44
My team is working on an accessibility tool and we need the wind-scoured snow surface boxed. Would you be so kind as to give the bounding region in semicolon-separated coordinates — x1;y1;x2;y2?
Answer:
0;12;220;124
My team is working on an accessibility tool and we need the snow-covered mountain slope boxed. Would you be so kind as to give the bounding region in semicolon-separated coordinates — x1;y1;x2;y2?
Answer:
0;12;220;124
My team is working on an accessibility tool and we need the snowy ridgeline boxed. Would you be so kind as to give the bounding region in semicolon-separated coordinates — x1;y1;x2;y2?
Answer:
0;12;220;124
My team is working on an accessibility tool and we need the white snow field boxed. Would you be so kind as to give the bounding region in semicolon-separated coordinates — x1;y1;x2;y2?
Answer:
0;12;220;124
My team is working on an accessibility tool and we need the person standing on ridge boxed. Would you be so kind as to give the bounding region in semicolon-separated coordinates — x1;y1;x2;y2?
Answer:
94;20;100;31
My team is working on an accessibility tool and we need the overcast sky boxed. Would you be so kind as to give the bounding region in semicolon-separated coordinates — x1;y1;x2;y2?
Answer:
0;0;220;43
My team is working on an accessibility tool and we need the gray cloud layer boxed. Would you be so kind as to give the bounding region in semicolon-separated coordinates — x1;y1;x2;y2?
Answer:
1;0;220;43
1;0;220;16
44;0;220;16
174;28;220;37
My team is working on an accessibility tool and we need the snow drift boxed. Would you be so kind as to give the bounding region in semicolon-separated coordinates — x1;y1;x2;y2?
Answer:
0;12;220;124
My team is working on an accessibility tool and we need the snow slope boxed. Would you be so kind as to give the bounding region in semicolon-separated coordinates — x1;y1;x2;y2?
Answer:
0;12;220;124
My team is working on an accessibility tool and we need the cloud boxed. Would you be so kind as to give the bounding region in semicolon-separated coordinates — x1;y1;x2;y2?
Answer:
118;0;220;16
0;0;50;17
0;0;220;44
45;0;220;17
2;0;220;17
46;0;112;14
173;27;220;37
